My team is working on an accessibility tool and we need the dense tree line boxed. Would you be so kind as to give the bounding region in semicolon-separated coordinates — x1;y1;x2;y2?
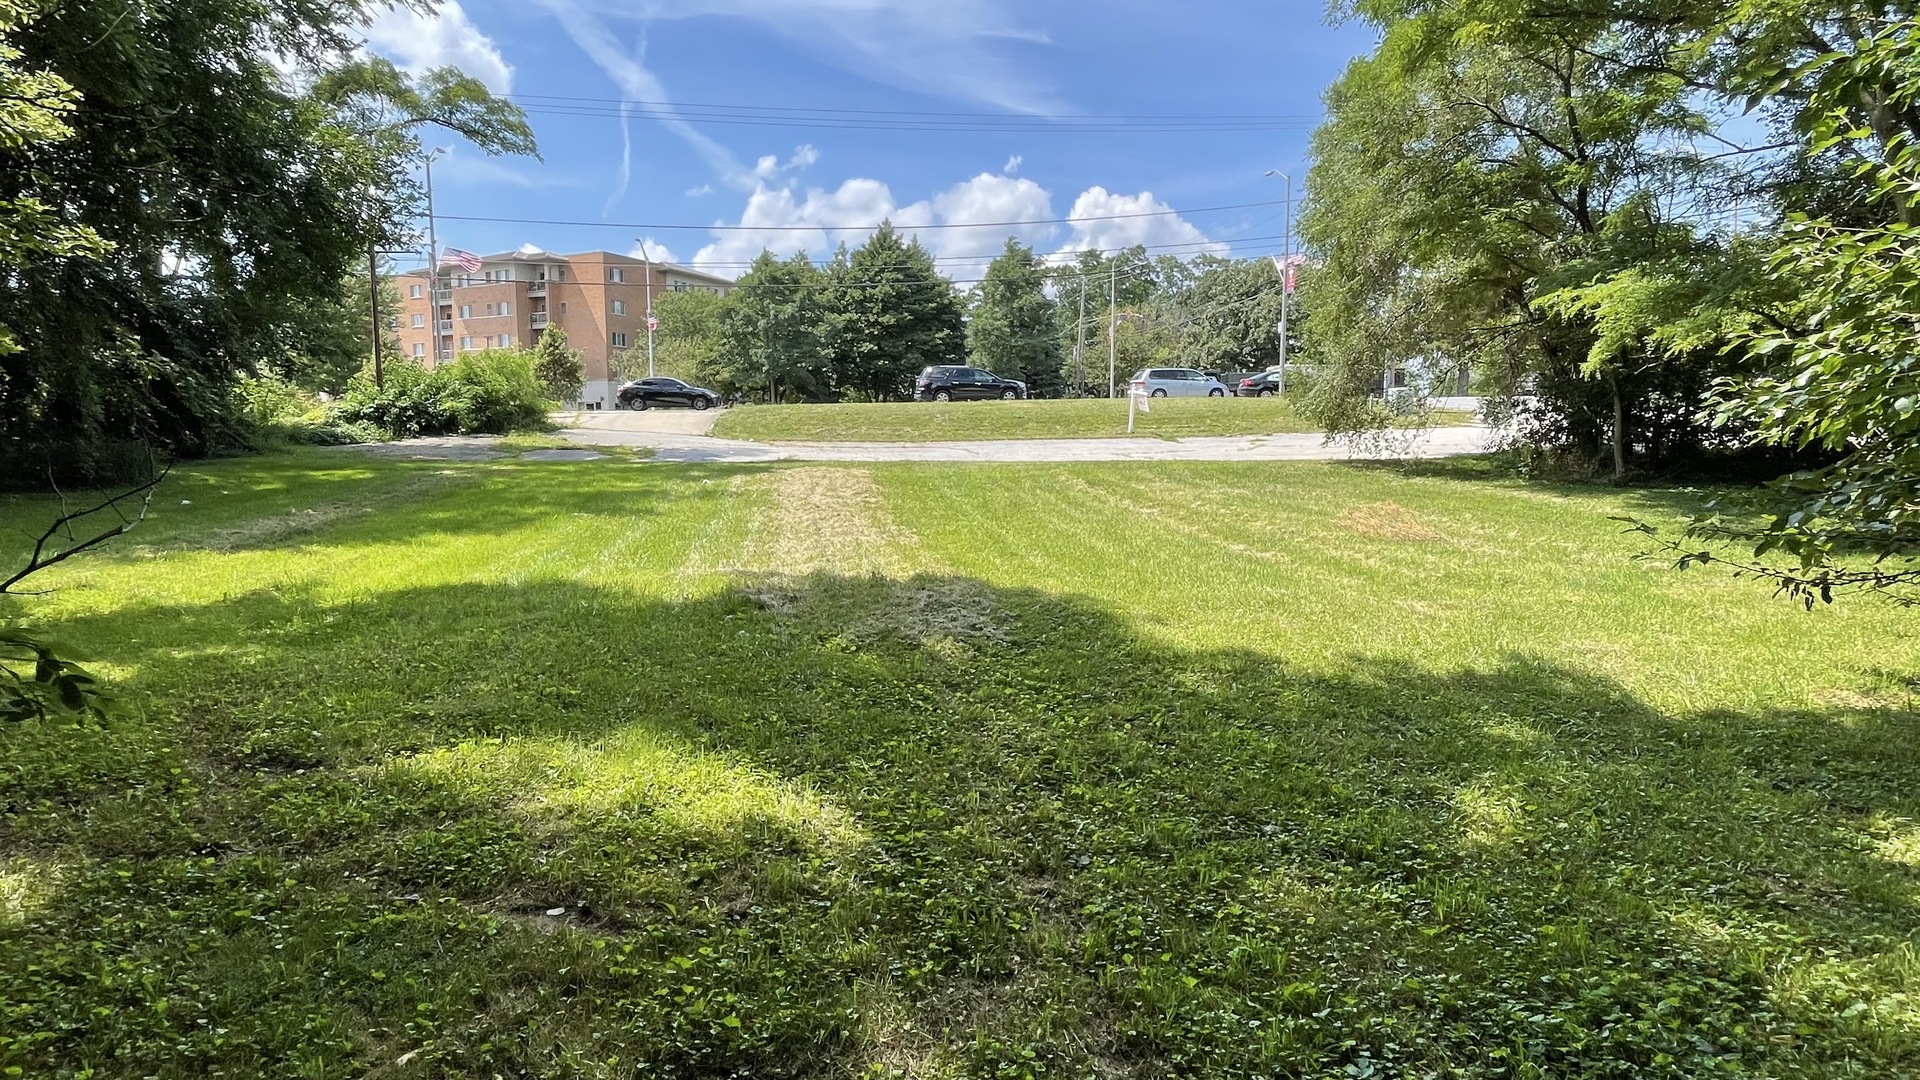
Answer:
682;234;1293;403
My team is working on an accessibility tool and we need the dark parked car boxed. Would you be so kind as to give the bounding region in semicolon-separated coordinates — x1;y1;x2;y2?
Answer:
1235;371;1282;397
915;365;1028;401
617;377;721;411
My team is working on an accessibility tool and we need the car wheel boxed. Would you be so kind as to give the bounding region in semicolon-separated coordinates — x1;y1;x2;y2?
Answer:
1209;388;1225;397
692;397;710;411
633;397;649;411
1259;388;1276;397
934;390;952;402
1000;389;1017;400
1150;388;1168;398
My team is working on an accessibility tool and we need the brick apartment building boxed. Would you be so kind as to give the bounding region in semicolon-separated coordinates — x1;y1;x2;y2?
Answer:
394;249;735;407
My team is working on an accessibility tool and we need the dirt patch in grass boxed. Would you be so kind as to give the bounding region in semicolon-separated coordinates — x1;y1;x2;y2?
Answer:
1336;500;1444;541
735;467;1003;643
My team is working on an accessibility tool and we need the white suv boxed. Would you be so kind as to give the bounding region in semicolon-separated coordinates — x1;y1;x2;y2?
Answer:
1130;367;1229;398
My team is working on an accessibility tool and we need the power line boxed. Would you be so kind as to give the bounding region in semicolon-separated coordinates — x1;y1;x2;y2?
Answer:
507;94;1322;124
508;104;1320;134
436;197;1290;235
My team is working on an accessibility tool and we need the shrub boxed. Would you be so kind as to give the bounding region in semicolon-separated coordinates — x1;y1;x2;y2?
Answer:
334;352;550;439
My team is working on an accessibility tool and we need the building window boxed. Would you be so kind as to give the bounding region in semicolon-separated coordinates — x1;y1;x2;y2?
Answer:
611;299;626;315
460;336;473;350
500;301;510;316
498;333;512;347
611;331;628;348
459;304;472;319
413;343;425;357
409;284;422;299
484;303;494;315
608;267;625;283
560;302;567;314
411;313;424;328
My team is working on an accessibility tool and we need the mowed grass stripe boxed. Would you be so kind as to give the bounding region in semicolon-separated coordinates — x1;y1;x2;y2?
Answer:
3;451;1919;1078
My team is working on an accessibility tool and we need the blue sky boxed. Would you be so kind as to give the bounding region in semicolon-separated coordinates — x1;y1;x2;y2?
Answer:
362;0;1378;282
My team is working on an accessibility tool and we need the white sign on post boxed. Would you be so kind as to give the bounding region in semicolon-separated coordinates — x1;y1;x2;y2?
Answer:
1127;380;1151;433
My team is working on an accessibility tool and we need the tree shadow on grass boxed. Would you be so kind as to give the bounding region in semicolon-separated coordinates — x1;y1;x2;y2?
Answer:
3;574;1918;1078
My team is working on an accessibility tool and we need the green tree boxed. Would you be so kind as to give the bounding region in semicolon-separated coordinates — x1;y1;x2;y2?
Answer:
967;238;1061;396
652;289;726;386
822;225;965;401
533;325;583;403
714;252;830;402
1297;5;1724;477
1641;18;1920;604
0;0;106;361
1182;256;1288;373
0;0;533;479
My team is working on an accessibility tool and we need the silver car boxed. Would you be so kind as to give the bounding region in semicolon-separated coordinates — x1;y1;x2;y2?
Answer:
1130;367;1230;398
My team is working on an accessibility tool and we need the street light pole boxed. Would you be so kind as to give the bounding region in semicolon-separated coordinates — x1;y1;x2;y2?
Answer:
636;239;656;378
424;147;448;363
1265;168;1292;393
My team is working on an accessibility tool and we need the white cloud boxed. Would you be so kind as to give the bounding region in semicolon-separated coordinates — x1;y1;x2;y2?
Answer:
686;173;1220;282
362;1;513;95
1056;187;1229;260
750;144;823;183
686;184;716;197
629;237;681;266
1003;154;1023;175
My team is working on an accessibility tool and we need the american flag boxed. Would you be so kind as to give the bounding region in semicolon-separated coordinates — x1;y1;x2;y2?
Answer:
439;247;483;273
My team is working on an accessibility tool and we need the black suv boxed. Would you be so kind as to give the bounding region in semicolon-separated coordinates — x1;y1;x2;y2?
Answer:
617;377;721;411
915;366;1028;401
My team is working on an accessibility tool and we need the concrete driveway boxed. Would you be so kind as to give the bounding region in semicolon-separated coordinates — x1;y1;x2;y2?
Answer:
558;414;1498;464
563;406;720;437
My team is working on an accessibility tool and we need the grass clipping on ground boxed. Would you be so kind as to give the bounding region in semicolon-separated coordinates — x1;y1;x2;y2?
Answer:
734;467;1003;647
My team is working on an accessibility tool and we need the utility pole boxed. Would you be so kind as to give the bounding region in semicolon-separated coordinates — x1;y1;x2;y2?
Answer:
368;246;384;390
637;239;656;377
1107;262;1118;398
424;147;448;364
1073;279;1087;397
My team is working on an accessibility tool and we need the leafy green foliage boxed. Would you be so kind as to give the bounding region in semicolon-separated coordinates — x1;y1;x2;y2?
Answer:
0;0;535;475
822;225;966;401
1299;0;1748;477
336;352;549;438
532;325;584;403
713;252;832;402
651;289;726;387
967;239;1062;396
0;629;109;722
1656;19;1920;603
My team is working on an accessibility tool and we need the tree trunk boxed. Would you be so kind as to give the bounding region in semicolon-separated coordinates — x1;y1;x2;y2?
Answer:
1610;377;1627;483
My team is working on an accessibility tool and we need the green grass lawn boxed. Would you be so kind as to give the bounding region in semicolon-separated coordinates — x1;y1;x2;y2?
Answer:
711;396;1391;442
2;449;1918;1078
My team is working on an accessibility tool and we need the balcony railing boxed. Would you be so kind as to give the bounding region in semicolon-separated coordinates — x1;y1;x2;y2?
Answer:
527;281;547;295
436;320;452;332
529;313;549;329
